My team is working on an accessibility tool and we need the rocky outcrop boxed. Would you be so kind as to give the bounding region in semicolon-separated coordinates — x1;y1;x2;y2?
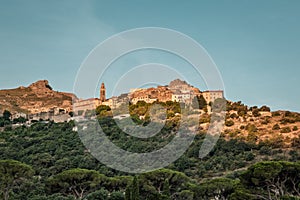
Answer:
0;80;77;114
29;80;52;91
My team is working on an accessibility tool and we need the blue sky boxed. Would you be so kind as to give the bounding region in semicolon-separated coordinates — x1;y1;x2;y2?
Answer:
0;0;300;111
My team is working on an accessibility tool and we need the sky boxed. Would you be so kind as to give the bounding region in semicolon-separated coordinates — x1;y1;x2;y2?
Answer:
0;0;300;111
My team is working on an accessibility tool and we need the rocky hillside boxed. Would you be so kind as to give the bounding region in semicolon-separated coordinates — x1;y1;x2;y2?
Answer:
124;100;300;148
215;102;300;148
0;80;77;114
222;109;300;148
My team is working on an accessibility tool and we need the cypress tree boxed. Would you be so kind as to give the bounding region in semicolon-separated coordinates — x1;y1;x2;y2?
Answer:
162;179;171;199
131;176;140;200
125;184;131;200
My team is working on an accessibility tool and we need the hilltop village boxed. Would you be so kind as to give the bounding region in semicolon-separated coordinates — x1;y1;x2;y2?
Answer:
2;79;300;147
73;79;224;115
0;79;223;125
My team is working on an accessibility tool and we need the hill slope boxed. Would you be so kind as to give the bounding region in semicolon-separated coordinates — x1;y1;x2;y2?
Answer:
0;80;77;114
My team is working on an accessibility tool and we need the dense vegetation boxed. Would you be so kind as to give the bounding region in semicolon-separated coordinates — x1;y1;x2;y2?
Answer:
0;102;300;199
0;118;299;199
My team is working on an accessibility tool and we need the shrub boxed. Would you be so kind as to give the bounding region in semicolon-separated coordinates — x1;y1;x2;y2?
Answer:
291;137;300;148
247;132;257;142
199;115;210;124
280;127;291;133
261;118;270;125
230;113;238;119
272;111;281;117
280;117;295;124
259;105;271;112
229;130;240;137
259;146;271;155
246;124;257;133
284;111;293;117
238;110;247;117
4;125;12;131
272;124;280;130
245;152;255;161
225;120;234;127
252;109;261;117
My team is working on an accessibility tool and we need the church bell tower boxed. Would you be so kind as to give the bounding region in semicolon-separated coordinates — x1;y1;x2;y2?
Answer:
100;82;106;102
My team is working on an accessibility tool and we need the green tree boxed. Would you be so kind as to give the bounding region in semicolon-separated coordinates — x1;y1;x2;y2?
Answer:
125;185;131;200
85;188;109;200
3;110;11;121
138;169;190;199
191;95;207;110
0;160;34;200
110;191;124;200
240;161;300;199
47;168;106;199
198;95;207;109
162;179;171;199
176;190;194;200
96;105;111;117
195;178;236;200
13;116;27;124
131;176;139;200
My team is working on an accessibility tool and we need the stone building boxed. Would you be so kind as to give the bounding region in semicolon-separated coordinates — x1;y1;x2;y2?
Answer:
131;94;157;104
73;98;101;114
202;90;224;104
12;112;27;119
73;82;106;114
171;92;192;104
101;93;129;109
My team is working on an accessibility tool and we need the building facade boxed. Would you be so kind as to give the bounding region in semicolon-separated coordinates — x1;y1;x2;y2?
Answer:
202;90;224;103
73;98;101;113
171;92;192;104
73;82;107;114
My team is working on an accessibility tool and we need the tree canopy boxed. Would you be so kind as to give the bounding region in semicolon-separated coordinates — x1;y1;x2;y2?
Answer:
0;160;34;200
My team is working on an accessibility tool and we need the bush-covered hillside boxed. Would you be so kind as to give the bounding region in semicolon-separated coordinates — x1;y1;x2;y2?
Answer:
0;118;300;199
